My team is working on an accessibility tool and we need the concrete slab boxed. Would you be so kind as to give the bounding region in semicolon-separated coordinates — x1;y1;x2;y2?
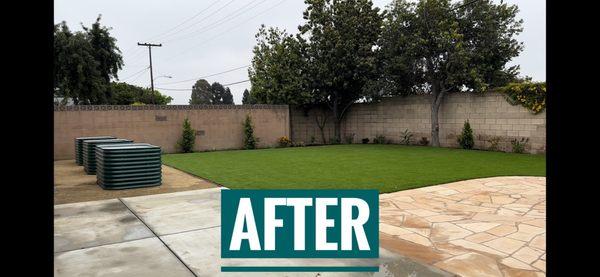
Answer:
54;237;195;277
121;188;223;235
161;226;453;277
54;199;154;253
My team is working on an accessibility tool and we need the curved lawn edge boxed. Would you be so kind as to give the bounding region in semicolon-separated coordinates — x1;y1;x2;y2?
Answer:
162;144;545;194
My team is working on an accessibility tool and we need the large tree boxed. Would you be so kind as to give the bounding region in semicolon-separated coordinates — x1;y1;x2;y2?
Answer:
110;82;173;105
248;25;310;106
189;79;234;104
379;0;523;146
299;0;384;141
54;15;123;104
190;79;212;104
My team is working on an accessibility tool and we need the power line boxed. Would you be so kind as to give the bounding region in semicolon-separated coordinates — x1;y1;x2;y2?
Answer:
142;0;222;42
163;0;267;44
162;0;288;62
222;79;250;86
119;66;150;81
156;65;250;85
155;0;238;42
155;79;250;91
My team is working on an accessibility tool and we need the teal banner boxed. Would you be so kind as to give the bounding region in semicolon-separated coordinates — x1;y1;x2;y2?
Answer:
221;190;379;258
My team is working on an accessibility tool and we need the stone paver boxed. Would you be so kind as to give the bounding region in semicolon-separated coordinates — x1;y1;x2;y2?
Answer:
379;176;546;277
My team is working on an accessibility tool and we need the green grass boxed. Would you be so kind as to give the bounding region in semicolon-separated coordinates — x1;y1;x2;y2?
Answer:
162;144;545;193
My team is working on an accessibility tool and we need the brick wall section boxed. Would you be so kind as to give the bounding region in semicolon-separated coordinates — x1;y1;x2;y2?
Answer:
291;92;546;153
54;105;290;160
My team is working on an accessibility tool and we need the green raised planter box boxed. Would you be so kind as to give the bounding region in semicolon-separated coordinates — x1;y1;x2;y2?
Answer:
74;136;115;166
82;139;133;175
95;143;162;190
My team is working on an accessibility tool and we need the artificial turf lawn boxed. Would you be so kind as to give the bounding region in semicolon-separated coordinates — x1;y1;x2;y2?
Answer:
162;144;546;193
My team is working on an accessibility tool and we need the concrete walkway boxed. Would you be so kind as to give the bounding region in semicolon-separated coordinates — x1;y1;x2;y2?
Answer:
379;177;546;277
54;188;452;277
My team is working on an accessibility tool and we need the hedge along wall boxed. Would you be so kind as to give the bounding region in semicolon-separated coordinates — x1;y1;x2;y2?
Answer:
54;105;290;160
291;91;546;154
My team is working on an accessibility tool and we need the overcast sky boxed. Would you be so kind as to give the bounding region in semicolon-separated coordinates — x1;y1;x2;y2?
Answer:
54;0;545;105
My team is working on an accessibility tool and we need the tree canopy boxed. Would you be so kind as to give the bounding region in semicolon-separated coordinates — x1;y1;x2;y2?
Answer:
379;0;523;145
248;0;524;145
242;89;257;104
249;0;384;141
110;82;173;105
54;15;123;105
248;25;310;105
189;79;235;104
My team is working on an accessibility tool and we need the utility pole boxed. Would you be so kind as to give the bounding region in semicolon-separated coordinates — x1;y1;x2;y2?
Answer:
137;42;162;104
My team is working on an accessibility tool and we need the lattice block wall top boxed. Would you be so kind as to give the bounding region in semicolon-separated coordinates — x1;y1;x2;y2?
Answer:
54;104;289;111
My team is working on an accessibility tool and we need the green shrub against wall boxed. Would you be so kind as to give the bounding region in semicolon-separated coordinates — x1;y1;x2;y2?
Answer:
243;114;259;149
501;82;546;114
177;118;195;153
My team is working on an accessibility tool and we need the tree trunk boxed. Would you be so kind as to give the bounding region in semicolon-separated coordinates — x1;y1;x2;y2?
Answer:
332;101;341;143
315;110;329;144
430;88;445;147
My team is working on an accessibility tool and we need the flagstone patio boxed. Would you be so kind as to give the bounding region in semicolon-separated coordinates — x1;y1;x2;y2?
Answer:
54;188;452;277
379;176;546;277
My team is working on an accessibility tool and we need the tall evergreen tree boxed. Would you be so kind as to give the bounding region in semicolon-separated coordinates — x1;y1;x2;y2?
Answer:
222;87;234;104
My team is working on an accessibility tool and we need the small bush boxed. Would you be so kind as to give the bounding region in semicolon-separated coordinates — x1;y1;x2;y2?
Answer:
330;137;341;145
177;118;195;153
400;129;413;145
511;137;529;153
373;134;386;144
457;120;475;149
309;135;316;145
344;133;355;144
361;138;370;144
419;137;429;146
488;136;502;151
277;136;292;147
292;141;305;147
242;114;259;149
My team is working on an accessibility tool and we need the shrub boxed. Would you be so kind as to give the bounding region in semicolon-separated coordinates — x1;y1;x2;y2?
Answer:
511;137;529;153
373;134;386;144
292;141;305;147
242;114;259;149
488;136;502;151
330;137;341;145
277;136;292;147
177;118;195;153
309;135;316;145
400;129;413;145
344;133;355;144
361;138;370;144
501;81;546;114
457;120;475;149
419;137;429;146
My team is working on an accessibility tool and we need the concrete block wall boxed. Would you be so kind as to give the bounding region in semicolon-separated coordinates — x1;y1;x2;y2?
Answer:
291;92;546;153
54;105;290;160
